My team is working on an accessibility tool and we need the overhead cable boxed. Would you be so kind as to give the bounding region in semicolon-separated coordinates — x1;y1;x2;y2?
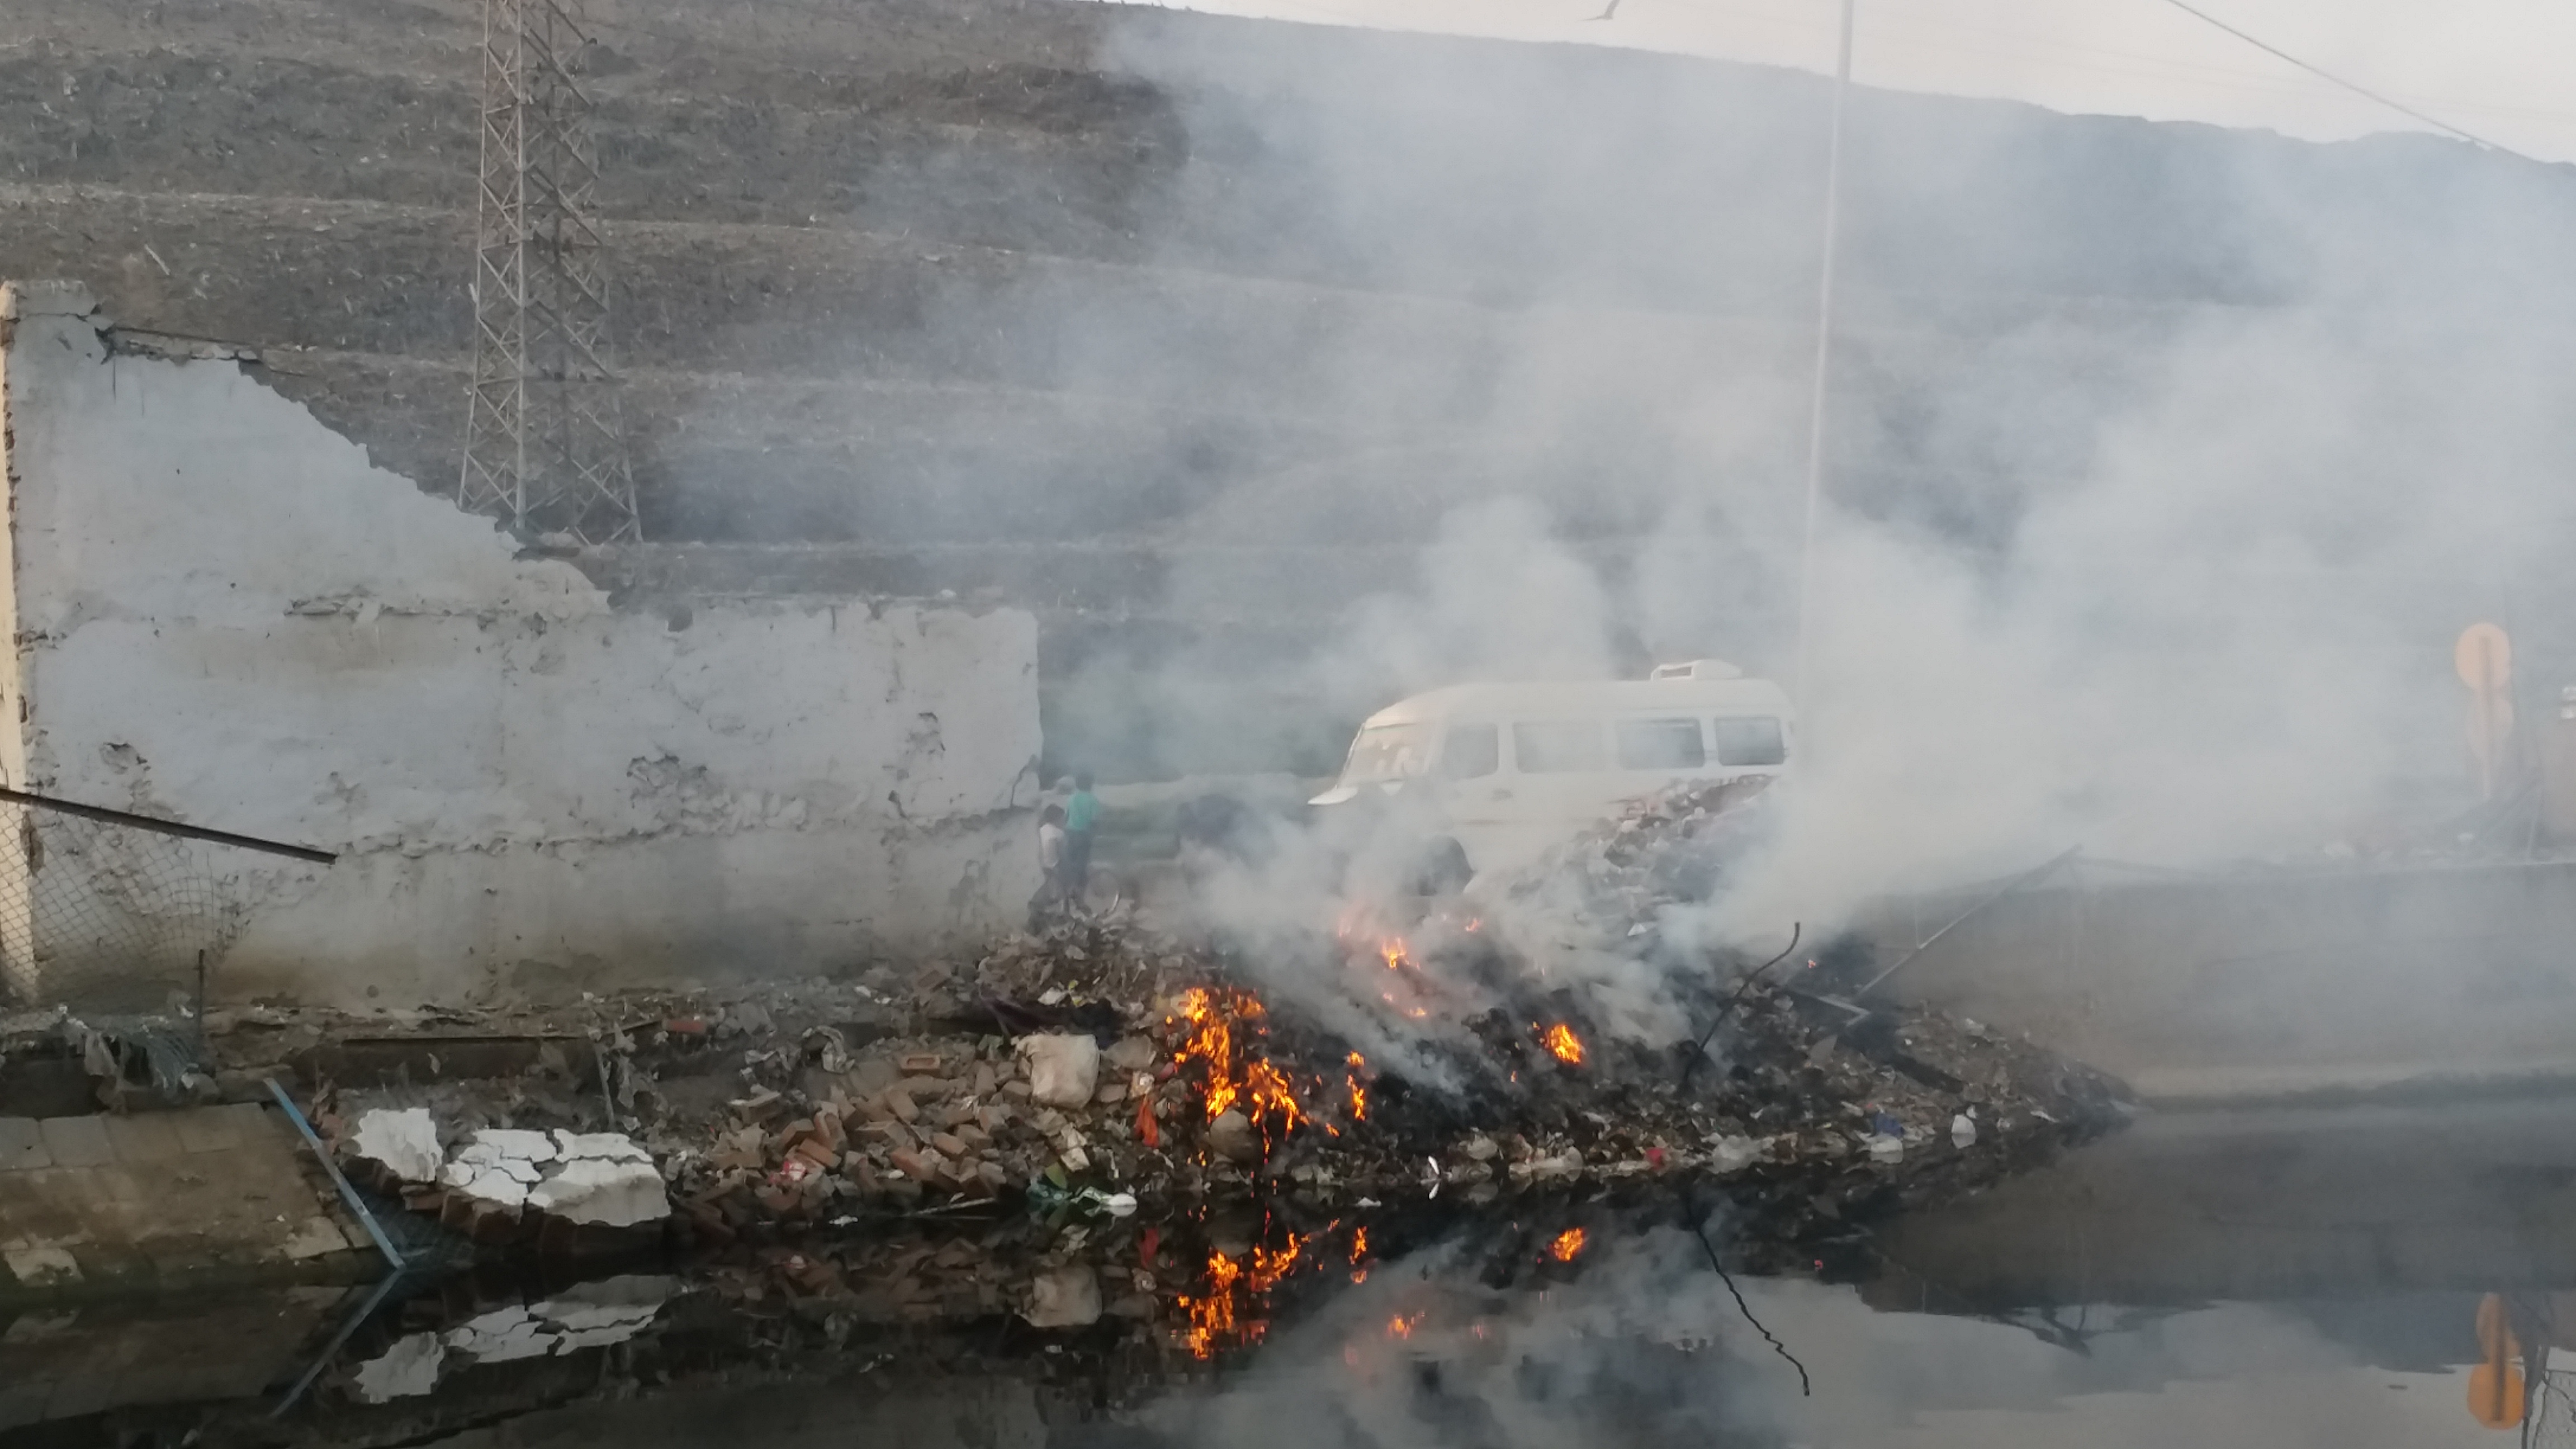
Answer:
2151;0;2534;161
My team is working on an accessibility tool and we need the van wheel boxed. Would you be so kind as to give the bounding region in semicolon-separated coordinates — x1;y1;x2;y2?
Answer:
1414;837;1472;896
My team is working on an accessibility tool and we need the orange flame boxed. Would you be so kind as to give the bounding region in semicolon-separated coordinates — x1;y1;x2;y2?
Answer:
1387;1311;1424;1339
1176;1234;1306;1359
1542;1022;1585;1066
1380;937;1409;970
1346;1051;1369;1122
1172;986;1308;1135
1548;1227;1587;1262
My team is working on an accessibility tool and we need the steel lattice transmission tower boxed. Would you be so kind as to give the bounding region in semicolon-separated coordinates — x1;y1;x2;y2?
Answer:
458;0;641;544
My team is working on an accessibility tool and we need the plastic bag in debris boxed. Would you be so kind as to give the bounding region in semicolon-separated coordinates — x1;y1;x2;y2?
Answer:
1016;1032;1100;1107
1026;1177;1138;1219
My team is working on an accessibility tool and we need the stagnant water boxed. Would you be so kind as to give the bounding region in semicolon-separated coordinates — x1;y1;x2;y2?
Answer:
10;1096;2576;1448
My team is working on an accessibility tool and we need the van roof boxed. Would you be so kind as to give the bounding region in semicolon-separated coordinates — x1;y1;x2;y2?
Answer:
1362;676;1795;728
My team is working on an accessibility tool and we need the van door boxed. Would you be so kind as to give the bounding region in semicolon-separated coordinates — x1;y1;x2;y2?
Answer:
1428;722;1507;862
1457;719;1606;869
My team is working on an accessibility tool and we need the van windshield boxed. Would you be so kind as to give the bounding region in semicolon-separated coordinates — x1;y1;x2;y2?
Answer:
1339;723;1434;785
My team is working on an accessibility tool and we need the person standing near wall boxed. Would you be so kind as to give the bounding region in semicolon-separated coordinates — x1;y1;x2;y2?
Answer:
1031;804;1068;929
1063;771;1100;899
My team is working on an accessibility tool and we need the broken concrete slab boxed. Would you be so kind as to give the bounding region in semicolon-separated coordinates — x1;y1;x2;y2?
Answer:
524;1158;667;1228
443;1163;531;1209
0;1120;50;1173
1;1248;79;1290
351;1107;443;1181
352;1331;445;1404
461;1128;557;1164
0;1105;367;1299
552;1130;651;1163
173;1106;248;1154
35;1117;112;1170
281;1217;358;1262
99;1114;184;1163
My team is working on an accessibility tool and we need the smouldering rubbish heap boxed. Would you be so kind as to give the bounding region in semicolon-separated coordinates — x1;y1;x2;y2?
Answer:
278;779;2126;1253
629;783;2128;1235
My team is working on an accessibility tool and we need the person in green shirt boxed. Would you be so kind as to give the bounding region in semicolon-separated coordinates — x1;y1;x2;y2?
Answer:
1063;771;1099;897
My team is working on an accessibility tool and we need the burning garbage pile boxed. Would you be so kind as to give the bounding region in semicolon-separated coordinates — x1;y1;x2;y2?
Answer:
652;878;2126;1234
248;782;2124;1249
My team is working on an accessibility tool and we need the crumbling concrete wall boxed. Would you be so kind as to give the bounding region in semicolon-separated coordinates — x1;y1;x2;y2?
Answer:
0;281;1043;1007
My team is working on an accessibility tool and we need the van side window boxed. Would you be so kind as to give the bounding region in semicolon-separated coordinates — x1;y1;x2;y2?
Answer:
1441;724;1499;779
1512;722;1606;773
1616;718;1705;770
1713;716;1787;767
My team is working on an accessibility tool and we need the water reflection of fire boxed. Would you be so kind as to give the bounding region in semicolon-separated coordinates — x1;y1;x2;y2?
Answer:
1548;1227;1587;1262
1176;1233;1308;1358
1541;1022;1586;1066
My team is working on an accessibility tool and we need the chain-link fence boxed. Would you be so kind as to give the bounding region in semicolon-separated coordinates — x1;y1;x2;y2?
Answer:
0;786;335;1020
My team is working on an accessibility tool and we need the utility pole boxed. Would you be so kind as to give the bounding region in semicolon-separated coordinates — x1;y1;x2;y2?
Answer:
1791;0;1855;703
458;0;641;545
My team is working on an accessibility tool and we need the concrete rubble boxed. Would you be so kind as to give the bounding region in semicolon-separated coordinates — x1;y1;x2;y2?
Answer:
349;1107;444;1184
342;1113;670;1243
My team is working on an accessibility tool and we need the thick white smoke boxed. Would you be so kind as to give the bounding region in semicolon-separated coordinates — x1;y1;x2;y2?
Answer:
1093;21;2576;963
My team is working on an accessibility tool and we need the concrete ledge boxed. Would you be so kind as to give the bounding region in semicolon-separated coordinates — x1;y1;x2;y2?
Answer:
0;1104;373;1302
1867;860;2576;1101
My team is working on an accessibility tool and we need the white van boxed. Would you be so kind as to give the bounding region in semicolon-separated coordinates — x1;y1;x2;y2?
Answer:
1308;659;1796;880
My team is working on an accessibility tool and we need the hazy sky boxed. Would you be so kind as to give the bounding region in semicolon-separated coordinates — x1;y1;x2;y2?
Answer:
1110;0;2576;163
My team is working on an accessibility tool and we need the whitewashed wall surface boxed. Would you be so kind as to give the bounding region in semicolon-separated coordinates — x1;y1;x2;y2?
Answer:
0;281;1043;1007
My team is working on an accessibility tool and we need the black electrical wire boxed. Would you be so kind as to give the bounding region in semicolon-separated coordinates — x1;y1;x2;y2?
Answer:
2151;0;2530;159
1678;922;1800;1090
1690;1213;1811;1396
